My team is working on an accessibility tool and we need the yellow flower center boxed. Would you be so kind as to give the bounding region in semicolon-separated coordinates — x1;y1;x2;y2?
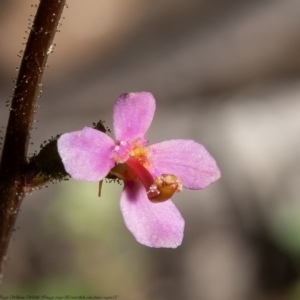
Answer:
131;145;150;168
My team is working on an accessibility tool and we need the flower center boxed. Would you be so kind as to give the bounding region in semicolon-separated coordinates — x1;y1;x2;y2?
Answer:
114;138;149;165
111;138;182;202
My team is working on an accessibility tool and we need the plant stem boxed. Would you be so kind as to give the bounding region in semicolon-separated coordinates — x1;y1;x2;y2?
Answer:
0;0;66;275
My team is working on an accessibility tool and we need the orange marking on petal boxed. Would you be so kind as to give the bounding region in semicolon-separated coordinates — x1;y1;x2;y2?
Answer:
131;146;150;167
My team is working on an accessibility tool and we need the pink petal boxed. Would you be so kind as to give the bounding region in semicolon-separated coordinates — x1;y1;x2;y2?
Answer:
120;181;184;248
149;140;220;189
113;92;156;141
57;127;115;181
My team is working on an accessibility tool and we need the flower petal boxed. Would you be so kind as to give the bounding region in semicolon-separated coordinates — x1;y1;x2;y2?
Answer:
120;181;184;248
113;92;156;141
149;140;220;189
57;127;115;181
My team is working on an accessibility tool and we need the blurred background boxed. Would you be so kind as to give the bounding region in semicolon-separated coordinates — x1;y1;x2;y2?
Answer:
1;0;300;299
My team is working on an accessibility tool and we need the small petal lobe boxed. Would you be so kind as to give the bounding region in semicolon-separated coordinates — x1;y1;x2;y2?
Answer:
113;92;156;141
149;139;220;189
120;181;184;248
57;127;115;181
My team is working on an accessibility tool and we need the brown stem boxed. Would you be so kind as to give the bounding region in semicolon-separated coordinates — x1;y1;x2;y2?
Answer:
0;0;66;275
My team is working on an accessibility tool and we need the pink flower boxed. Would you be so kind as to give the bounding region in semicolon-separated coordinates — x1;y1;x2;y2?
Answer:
57;92;220;248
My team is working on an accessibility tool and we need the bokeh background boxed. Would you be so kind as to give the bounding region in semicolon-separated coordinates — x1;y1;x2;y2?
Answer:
1;1;300;299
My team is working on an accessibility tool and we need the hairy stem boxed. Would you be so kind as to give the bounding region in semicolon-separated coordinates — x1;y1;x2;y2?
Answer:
0;0;66;275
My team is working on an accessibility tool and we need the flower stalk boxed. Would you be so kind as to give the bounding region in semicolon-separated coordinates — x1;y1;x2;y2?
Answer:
0;0;66;275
